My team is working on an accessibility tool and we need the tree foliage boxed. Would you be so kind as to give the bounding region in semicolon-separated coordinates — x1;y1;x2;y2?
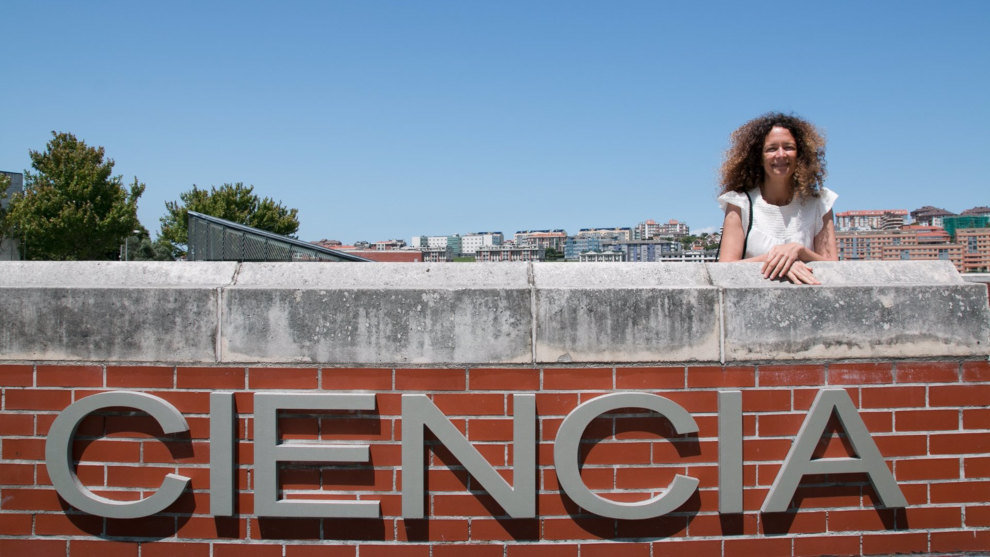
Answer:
5;132;145;260
158;182;300;257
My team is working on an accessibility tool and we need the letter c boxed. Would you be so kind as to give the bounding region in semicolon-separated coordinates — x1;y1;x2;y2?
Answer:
45;391;190;519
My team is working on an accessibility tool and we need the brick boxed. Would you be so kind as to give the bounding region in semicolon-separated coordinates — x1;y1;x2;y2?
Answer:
141;542;212;557
175;516;247;539
828;508;897;531
930;432;990;455
829;362;893;385
469;368;540;390
793;535;861;556
544;517;616;540
725;536;792;556
873;433;928;457
74;438;142;463
742;438;793;462
965;456;990;478
757;364;825;386
861;532;928;555
249;367;318;389
895;457;960;481
543;368;612;390
741;388;791;412
964;408;990;429
0;462;35;485
395;368;466;391
467;517;540;541
579;542;650;557
651;539;721;557
213;544;284;557
359;545;430;557
147;391;210;413
37;364;103;387
860;385;924;408
931;480;990;503
535;393;580;415
687;365;755;388
4;388;72;410
0;413;33;435
106;365;174;388
397;518;470;542
0;364;33;386
965;505;990;526
431;546;501;557
285;546;356;557
896;409;959;431
431;393;506;416
615;465;684;489
69;539;139;557
583;440;651;465
760;510;827;534
931;530;990;553
615;366;684;389
0;539;66;557
176;366;245;389
2;438;46;460
252;517;322;540
322;368;393;390
962;360;990;382
684;513;753;536
904;505;962;529
0;513;32;535
931;384;990;407
658;391;718;413
507;544;579;557
896;361;959;383
757;412;804;437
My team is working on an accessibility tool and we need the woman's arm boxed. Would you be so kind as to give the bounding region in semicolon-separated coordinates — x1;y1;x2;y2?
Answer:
761;210;838;280
718;205;766;263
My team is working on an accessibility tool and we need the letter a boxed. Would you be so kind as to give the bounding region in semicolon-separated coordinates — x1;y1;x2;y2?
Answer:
762;389;907;512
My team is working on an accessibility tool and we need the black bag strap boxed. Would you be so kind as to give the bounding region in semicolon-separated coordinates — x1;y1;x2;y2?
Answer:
716;190;754;261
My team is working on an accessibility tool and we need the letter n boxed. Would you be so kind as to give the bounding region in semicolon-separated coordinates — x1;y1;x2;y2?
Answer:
401;394;535;518
762;388;907;512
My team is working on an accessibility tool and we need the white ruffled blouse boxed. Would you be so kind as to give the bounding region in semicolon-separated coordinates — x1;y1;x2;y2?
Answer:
718;187;838;259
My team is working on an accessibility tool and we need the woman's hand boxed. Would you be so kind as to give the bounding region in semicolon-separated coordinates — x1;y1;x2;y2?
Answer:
761;242;806;280
782;260;820;285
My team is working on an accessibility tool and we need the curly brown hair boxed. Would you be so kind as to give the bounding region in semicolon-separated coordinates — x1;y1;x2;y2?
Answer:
719;112;827;199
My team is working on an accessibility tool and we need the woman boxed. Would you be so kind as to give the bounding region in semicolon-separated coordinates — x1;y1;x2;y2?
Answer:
717;112;837;284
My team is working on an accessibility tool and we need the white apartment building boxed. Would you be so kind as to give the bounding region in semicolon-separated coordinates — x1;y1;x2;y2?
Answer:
460;232;504;255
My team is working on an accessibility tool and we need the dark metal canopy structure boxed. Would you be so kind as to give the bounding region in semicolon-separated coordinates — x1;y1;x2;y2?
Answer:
186;211;369;262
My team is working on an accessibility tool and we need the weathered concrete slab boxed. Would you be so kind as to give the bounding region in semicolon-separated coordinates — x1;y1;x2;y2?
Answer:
221;263;533;364
708;261;990;360
0;262;235;362
532;263;720;363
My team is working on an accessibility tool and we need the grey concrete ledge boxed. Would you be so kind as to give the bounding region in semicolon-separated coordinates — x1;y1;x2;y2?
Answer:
0;260;986;365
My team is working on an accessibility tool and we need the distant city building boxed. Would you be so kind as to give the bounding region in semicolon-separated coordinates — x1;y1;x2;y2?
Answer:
565;235;618;261
615;240;682;262
957;227;990;272
579;250;624;262
411;234;462;255
633;219;688;240
461;232;503;255
576;227;632;242
879;212;906;231
1;171;24;260
835;210;909;231
475;244;544;262
420;247;453;262
834;225;988;272
513;230;567;251
960;206;990;217
910;206;956;228
374;239;407;250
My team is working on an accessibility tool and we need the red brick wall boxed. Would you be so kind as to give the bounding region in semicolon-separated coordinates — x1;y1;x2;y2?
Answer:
2;360;989;556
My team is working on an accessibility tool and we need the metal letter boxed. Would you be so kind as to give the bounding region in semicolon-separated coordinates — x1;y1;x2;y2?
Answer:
210;392;235;516
718;390;743;513
762;388;908;512
254;392;379;518
401;394;536;518
554;392;700;520
44;391;191;519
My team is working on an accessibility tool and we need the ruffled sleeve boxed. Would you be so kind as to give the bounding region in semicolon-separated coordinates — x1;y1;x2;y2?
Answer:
814;187;838;235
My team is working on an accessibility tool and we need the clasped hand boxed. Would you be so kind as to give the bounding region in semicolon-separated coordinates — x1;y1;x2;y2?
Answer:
760;243;820;285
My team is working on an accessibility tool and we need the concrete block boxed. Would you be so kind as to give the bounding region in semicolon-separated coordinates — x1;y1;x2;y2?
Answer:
532;263;720;362
0;262;232;362
708;262;990;360
221;263;533;364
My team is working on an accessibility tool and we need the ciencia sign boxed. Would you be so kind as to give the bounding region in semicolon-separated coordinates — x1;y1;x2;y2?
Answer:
44;389;907;520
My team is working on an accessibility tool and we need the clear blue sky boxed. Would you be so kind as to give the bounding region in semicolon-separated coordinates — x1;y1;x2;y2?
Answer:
2;1;987;243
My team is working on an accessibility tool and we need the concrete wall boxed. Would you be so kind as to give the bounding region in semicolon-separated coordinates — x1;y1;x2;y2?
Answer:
0;261;988;556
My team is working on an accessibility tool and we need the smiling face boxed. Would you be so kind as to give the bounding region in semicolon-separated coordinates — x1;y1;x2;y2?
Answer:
762;126;798;181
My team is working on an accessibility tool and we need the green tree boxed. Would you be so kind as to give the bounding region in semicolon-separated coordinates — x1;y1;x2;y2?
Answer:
5;132;145;260
158;182;300;258
0;173;11;251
